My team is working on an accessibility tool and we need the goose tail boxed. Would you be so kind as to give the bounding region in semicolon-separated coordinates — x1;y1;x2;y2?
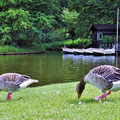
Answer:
18;79;38;90
30;79;39;83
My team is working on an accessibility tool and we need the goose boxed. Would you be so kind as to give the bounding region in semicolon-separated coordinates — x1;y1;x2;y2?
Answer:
76;65;120;101
0;73;38;100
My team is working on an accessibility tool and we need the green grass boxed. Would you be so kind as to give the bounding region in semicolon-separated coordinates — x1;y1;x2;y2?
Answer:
0;82;120;120
0;45;45;53
43;39;91;50
43;40;73;50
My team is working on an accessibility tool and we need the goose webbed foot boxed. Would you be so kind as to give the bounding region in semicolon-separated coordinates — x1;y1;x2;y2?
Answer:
93;91;111;101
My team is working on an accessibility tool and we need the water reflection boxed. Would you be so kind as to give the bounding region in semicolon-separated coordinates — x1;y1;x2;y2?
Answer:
63;54;115;66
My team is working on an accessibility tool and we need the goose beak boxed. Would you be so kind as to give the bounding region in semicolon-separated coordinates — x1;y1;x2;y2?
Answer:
78;94;81;99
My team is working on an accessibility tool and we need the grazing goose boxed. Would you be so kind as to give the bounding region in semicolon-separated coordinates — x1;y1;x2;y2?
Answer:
76;65;120;101
0;73;38;100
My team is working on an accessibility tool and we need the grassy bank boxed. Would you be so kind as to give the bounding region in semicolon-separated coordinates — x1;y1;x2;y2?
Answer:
43;39;92;50
0;39;91;53
0;45;45;53
0;82;120;120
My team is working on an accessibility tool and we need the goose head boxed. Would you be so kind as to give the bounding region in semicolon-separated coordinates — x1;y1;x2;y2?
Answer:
76;79;86;99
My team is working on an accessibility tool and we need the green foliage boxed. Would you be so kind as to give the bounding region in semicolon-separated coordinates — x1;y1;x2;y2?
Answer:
75;38;92;48
32;42;45;51
102;36;114;44
0;0;33;6
0;8;32;31
0;8;32;45
61;8;79;39
35;12;56;30
43;38;92;50
0;45;45;53
18;33;28;41
61;8;79;25
48;28;66;42
0;34;12;45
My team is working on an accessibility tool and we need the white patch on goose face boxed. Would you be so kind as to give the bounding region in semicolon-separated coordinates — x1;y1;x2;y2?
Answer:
110;81;120;92
18;79;38;90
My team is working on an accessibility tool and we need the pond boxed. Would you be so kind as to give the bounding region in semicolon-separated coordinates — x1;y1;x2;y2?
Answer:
0;51;119;87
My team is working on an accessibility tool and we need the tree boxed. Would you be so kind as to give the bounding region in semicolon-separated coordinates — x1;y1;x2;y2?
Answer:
61;8;79;41
0;8;32;46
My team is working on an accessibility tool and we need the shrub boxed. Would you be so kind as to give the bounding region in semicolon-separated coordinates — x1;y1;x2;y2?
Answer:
43;38;92;50
75;38;92;48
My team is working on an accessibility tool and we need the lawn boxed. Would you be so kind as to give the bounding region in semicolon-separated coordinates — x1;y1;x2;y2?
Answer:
0;82;120;120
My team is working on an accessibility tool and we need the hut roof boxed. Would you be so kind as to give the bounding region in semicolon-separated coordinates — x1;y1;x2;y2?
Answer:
90;24;120;31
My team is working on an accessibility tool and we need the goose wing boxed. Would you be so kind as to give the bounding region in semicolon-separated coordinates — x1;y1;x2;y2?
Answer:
92;65;120;82
0;73;30;83
0;73;21;83
105;66;120;82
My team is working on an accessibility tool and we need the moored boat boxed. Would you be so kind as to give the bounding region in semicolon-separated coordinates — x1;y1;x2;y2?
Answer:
103;48;115;55
83;48;93;54
73;48;83;54
62;47;115;55
93;48;104;55
62;48;74;54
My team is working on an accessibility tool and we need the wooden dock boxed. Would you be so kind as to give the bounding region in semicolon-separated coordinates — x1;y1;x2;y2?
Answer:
62;48;115;55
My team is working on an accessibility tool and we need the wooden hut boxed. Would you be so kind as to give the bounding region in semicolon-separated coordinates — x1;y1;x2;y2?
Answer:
90;24;120;50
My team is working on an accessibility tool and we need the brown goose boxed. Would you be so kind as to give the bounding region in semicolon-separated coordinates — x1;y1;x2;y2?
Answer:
0;73;38;100
76;65;120;101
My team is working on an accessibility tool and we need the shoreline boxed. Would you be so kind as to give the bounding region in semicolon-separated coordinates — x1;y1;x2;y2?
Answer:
0;51;45;55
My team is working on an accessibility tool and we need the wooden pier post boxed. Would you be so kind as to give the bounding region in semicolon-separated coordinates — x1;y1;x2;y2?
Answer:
116;7;119;55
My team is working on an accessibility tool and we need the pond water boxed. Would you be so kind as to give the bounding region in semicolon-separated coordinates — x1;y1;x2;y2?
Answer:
0;51;119;87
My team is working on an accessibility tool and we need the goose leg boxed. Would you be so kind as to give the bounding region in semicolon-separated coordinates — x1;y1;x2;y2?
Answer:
94;91;111;101
106;91;111;95
6;92;12;100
